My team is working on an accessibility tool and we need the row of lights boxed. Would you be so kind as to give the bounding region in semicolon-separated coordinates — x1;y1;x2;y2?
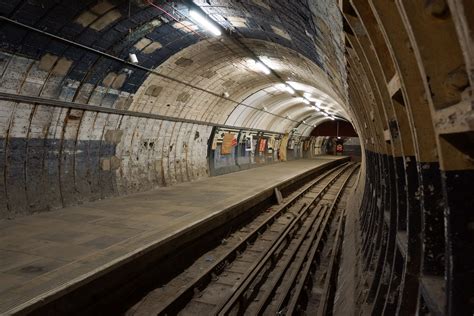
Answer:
188;8;337;122
281;84;337;121
302;93;336;120
130;4;341;129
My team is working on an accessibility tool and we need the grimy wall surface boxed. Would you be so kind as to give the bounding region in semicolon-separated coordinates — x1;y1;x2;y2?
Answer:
340;0;473;315
0;0;345;218
0;0;473;315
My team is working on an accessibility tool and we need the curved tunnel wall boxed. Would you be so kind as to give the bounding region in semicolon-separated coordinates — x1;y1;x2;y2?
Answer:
0;0;346;219
340;0;473;314
0;0;473;314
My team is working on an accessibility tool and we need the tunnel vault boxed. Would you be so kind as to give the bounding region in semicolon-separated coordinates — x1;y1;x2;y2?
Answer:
0;0;346;218
0;0;473;314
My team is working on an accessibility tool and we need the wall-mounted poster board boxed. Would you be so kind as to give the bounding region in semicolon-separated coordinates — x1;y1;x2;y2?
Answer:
267;136;275;150
259;139;267;152
221;133;235;155
287;139;295;150
279;134;289;161
245;134;253;152
211;136;218;150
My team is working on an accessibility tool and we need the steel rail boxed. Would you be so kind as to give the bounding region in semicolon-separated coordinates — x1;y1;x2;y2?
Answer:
236;204;328;315
316;208;347;316
252;203;330;315
213;163;353;315
253;165;358;315
284;164;360;315
154;162;347;315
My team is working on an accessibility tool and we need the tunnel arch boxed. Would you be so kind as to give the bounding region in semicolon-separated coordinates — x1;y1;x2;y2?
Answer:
0;0;472;314
0;0;347;216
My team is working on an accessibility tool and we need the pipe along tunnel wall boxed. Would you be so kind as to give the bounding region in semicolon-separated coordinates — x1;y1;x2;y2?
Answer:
0;0;473;314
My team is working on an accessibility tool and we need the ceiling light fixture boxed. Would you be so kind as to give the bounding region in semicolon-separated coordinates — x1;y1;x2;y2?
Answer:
129;53;138;63
286;81;298;90
189;10;222;36
258;56;280;70
285;85;295;95
252;60;271;75
274;83;295;95
274;83;286;91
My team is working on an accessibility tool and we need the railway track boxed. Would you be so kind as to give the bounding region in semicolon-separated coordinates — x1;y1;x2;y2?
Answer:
128;162;359;316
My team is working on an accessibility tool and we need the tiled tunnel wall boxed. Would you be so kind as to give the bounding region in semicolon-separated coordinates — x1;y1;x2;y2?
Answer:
1;0;473;314
0;0;346;218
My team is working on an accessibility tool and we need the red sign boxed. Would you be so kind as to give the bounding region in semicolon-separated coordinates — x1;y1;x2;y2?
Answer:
259;139;267;152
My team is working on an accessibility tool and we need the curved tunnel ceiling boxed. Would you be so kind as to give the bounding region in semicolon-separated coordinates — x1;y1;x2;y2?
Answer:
0;0;346;214
130;37;347;135
108;3;349;137
0;0;346;133
0;0;473;314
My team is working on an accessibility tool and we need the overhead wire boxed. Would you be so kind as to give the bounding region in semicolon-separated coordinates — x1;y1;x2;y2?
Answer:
0;2;331;129
149;0;327;127
0;15;309;129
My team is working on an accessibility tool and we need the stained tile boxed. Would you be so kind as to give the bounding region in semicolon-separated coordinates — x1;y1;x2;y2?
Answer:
5;257;65;278
161;210;190;218
0;250;43;272
80;235;127;249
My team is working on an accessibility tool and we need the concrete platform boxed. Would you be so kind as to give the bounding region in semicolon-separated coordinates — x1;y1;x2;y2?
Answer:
0;156;348;314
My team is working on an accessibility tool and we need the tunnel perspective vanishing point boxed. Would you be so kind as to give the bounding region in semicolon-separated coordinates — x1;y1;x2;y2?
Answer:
0;0;473;315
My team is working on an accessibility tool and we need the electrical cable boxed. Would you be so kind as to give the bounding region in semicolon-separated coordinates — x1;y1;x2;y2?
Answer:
148;1;329;126
0;15;311;128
